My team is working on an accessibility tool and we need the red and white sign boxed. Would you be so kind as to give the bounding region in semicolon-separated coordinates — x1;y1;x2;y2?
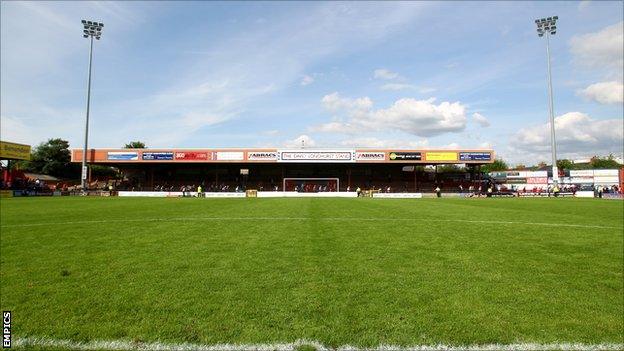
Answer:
355;151;386;161
527;177;548;184
175;152;211;161
215;151;244;161
247;151;278;161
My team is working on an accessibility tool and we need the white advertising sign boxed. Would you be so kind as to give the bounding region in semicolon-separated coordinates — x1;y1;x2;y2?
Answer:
373;193;423;198
215;151;244;161
247;151;278;161
593;169;619;176
278;150;355;163
570;170;594;177
107;151;139;161
355;151;386;161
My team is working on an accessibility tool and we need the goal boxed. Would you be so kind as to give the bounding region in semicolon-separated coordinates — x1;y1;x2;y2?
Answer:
283;178;339;192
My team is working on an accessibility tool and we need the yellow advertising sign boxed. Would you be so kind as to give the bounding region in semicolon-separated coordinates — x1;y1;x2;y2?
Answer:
0;141;31;160
426;152;457;161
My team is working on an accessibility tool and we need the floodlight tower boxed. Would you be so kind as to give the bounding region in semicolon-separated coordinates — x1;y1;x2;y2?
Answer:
535;16;559;186
80;20;104;192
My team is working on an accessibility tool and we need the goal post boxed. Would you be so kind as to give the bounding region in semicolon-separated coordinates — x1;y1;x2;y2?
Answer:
283;178;340;192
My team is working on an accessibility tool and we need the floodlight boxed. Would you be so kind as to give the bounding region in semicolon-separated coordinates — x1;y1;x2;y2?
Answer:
82;20;86;24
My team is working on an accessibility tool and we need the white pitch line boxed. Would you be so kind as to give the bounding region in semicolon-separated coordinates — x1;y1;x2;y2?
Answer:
12;337;624;351
1;217;621;230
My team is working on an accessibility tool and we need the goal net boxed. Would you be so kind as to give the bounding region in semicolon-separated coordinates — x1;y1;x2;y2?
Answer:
283;178;339;192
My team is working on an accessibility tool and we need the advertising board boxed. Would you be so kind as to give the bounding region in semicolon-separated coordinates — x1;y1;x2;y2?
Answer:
215;151;244;161
355;151;386;161
107;152;138;161
426;152;458;161
388;152;421;161
175;152;211;161
142;152;174;160
459;152;491;161
279;150;354;162
0;141;31;160
527;177;548;184
372;193;423;198
247;151;278;161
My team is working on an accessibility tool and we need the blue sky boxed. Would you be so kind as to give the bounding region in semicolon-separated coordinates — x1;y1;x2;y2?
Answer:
1;1;622;165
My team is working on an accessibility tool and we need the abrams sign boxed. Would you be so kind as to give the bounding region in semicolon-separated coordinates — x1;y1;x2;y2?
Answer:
355;152;386;161
247;151;278;161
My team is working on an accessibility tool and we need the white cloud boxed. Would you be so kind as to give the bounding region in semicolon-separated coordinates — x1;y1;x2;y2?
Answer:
512;112;623;158
380;83;414;91
578;0;591;11
570;21;624;73
321;92;373;113
284;134;316;148
578;81;624;104
301;75;315;86
314;93;467;137
373;68;400;80
472;112;491;127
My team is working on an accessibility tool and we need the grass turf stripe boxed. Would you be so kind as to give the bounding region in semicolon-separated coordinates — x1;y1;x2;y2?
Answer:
1;217;621;229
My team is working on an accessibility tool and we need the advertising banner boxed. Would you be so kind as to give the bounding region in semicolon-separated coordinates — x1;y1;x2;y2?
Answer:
388;152;421;161
527;177;548;184
279;150;354;162
570;170;594;177
247;151;278;161
142;152;174;160
0;141;31;160
426;152;458;161
107;152;138;161
355;151;386;161
593;169;619;176
459;152;491;161
215;151;244;161
175;152;211;161
373;193;423;198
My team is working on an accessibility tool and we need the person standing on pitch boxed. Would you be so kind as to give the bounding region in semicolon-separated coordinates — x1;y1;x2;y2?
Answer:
197;184;203;198
435;185;441;198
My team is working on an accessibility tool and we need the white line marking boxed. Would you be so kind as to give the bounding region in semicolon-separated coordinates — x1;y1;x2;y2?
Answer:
13;337;624;351
1;217;621;229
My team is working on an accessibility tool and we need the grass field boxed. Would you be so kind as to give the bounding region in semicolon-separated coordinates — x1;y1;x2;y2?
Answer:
1;197;622;350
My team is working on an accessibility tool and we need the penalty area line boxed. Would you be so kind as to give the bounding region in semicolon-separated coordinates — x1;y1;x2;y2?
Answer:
0;217;621;230
12;337;624;351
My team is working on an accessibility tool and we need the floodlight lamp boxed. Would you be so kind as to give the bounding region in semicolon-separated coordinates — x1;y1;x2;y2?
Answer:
551;31;556;35
82;20;86;24
99;23;104;27
535;19;539;23
83;34;88;38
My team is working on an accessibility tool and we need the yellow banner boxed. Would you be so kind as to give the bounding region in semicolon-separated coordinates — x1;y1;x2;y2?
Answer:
0;141;31;160
426;152;457;161
0;190;13;198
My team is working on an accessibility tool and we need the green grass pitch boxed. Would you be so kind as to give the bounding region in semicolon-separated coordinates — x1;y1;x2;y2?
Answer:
1;197;622;348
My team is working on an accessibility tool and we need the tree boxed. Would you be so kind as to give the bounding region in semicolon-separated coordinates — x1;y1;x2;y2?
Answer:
480;159;508;173
16;138;79;179
590;155;621;169
557;159;574;171
124;141;146;149
513;164;527;170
